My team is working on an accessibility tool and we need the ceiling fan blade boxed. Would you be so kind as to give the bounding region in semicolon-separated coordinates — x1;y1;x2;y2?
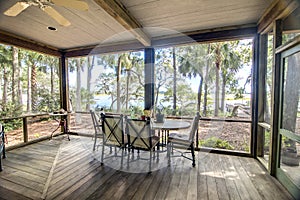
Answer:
4;2;30;16
52;0;89;11
42;6;71;26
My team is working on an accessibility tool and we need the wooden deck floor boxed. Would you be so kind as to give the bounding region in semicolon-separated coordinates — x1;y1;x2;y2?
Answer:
0;135;294;200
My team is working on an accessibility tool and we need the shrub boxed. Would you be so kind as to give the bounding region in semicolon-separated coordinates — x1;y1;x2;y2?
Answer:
199;137;234;150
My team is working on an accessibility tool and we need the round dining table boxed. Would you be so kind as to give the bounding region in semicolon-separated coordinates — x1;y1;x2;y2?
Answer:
152;119;191;130
152;119;191;148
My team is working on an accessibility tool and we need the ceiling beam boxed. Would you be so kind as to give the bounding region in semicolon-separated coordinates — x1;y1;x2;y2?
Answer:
64;26;257;58
63;40;144;57
152;26;257;48
0;30;61;56
93;0;151;47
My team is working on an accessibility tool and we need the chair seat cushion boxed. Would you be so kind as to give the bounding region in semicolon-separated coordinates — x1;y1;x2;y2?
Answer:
168;133;191;145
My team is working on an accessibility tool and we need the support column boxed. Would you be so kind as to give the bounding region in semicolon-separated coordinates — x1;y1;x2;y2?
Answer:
251;33;260;158
59;53;69;133
270;19;282;176
257;34;268;158
59;53;69;111
144;48;155;110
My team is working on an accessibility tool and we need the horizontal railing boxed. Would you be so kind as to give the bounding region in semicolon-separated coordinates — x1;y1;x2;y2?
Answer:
0;113;69;150
1;111;252;155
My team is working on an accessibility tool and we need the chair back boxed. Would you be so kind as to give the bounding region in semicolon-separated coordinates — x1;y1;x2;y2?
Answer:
90;110;102;135
188;112;200;142
101;113;125;146
126;117;153;150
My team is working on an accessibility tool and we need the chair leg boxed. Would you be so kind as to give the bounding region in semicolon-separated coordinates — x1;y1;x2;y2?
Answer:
120;148;124;170
191;143;195;167
149;151;152;173
101;144;104;165
127;148;130;169
93;133;97;151
0;155;2;172
167;142;171;166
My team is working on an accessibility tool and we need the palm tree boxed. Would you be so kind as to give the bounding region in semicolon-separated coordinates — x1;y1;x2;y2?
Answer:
203;43;214;116
0;45;12;114
220;42;243;112
178;44;207;113
22;50;44;112
98;53;132;112
40;55;59;111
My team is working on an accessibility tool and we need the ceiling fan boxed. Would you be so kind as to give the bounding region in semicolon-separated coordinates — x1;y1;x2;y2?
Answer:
4;0;89;27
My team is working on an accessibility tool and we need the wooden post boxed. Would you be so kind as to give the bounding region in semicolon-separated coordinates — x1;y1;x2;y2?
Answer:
23;117;28;143
251;33;260;158
270;19;282;176
59;53;69;133
257;34;268;158
144;48;155;110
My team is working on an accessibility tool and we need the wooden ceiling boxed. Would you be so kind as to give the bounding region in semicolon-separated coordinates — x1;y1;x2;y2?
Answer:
0;0;287;56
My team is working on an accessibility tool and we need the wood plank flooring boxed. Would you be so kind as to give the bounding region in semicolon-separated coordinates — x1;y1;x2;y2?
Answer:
0;135;294;200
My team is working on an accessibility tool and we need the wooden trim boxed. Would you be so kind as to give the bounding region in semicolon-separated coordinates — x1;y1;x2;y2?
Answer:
275;35;300;54
0;30;61;56
0;113;49;121
152;27;257;48
199;147;251;157
270;19;283;176
200;117;251;123
251;34;260;158
277;168;300;199
93;0;151;46
257;34;268;158
258;0;299;34
63;41;144;57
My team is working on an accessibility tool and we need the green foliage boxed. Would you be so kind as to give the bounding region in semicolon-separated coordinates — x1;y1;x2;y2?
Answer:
199;137;234;150
1;119;22;132
0;103;23;131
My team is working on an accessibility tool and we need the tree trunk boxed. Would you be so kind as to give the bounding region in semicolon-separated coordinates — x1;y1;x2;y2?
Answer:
214;61;220;116
203;44;211;116
172;47;177;115
214;44;221;117
116;57;122;112
27;63;31;112
203;83;208;116
50;64;54;96
76;58;82;122
12;47;18;103
86;56;94;111
126;70;130;110
31;63;37;112
2;65;8;113
16;49;22;107
197;76;203;113
221;76;226;112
